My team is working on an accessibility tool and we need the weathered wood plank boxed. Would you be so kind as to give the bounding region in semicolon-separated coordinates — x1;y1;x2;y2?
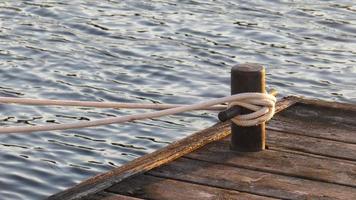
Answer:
268;98;356;143
267;117;356;144
267;130;356;161
272;96;299;113
107;174;277;200
82;191;142;200
275;101;356;127
47;121;230;200
186;139;356;187
47;97;296;200
296;97;356;112
149;157;356;200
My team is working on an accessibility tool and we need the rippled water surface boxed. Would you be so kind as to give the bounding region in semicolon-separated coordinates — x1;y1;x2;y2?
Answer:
0;0;355;199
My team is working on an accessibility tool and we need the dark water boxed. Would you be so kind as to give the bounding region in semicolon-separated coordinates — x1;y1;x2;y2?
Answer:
0;0;355;199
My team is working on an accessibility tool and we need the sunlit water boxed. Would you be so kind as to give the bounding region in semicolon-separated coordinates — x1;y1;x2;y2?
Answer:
0;0;355;199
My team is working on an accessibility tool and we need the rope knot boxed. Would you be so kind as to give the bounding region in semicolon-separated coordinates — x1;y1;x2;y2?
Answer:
228;93;276;127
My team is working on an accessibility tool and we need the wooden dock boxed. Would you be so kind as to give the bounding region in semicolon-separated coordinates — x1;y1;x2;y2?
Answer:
48;96;356;200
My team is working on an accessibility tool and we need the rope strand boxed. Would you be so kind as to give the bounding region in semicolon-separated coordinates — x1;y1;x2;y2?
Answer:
0;97;226;110
0;93;276;134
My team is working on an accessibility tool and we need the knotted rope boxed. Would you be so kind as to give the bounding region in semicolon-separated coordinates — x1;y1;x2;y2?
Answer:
0;93;276;134
228;93;276;126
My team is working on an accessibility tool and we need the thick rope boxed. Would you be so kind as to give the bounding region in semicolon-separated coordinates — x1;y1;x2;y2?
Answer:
229;93;276;126
0;93;276;134
0;97;226;110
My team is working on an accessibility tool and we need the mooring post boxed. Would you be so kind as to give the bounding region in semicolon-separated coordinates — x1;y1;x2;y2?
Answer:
230;63;266;152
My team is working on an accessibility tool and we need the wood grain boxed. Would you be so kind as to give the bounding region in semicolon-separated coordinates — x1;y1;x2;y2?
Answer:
267;130;356;161
186;138;356;187
47;121;231;200
107;174;276;200
268;118;356;144
82;191;142;200
149;157;356;200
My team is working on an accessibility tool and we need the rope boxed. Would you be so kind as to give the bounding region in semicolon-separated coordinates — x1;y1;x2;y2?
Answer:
229;93;276;126
0;97;226;110
0;93;276;134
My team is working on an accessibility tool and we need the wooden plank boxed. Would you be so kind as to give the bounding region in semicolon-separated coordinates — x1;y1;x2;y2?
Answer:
272;96;298;113
267;98;356;143
296;97;356;112
82;191;142;200
275;102;356;127
149;157;356;200
47;97;297;200
47;121;230;200
276;102;356;127
107;174;276;200
267;117;356;144
186;139;356;187
267;130;356;161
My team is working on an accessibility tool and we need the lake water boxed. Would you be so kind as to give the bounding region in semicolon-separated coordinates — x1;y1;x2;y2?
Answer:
0;0;355;199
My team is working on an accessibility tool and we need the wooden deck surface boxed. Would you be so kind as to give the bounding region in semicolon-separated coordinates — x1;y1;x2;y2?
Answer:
49;97;356;200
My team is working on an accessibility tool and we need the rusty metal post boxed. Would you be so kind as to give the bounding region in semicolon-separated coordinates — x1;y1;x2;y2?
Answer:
230;63;266;152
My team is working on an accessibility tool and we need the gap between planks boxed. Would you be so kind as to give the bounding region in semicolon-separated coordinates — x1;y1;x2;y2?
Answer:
107;173;279;200
184;138;356;188
82;191;143;200
147;157;356;200
267;117;356;144
266;130;356;162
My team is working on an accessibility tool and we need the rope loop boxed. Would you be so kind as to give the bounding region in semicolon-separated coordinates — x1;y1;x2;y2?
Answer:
228;93;276;126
